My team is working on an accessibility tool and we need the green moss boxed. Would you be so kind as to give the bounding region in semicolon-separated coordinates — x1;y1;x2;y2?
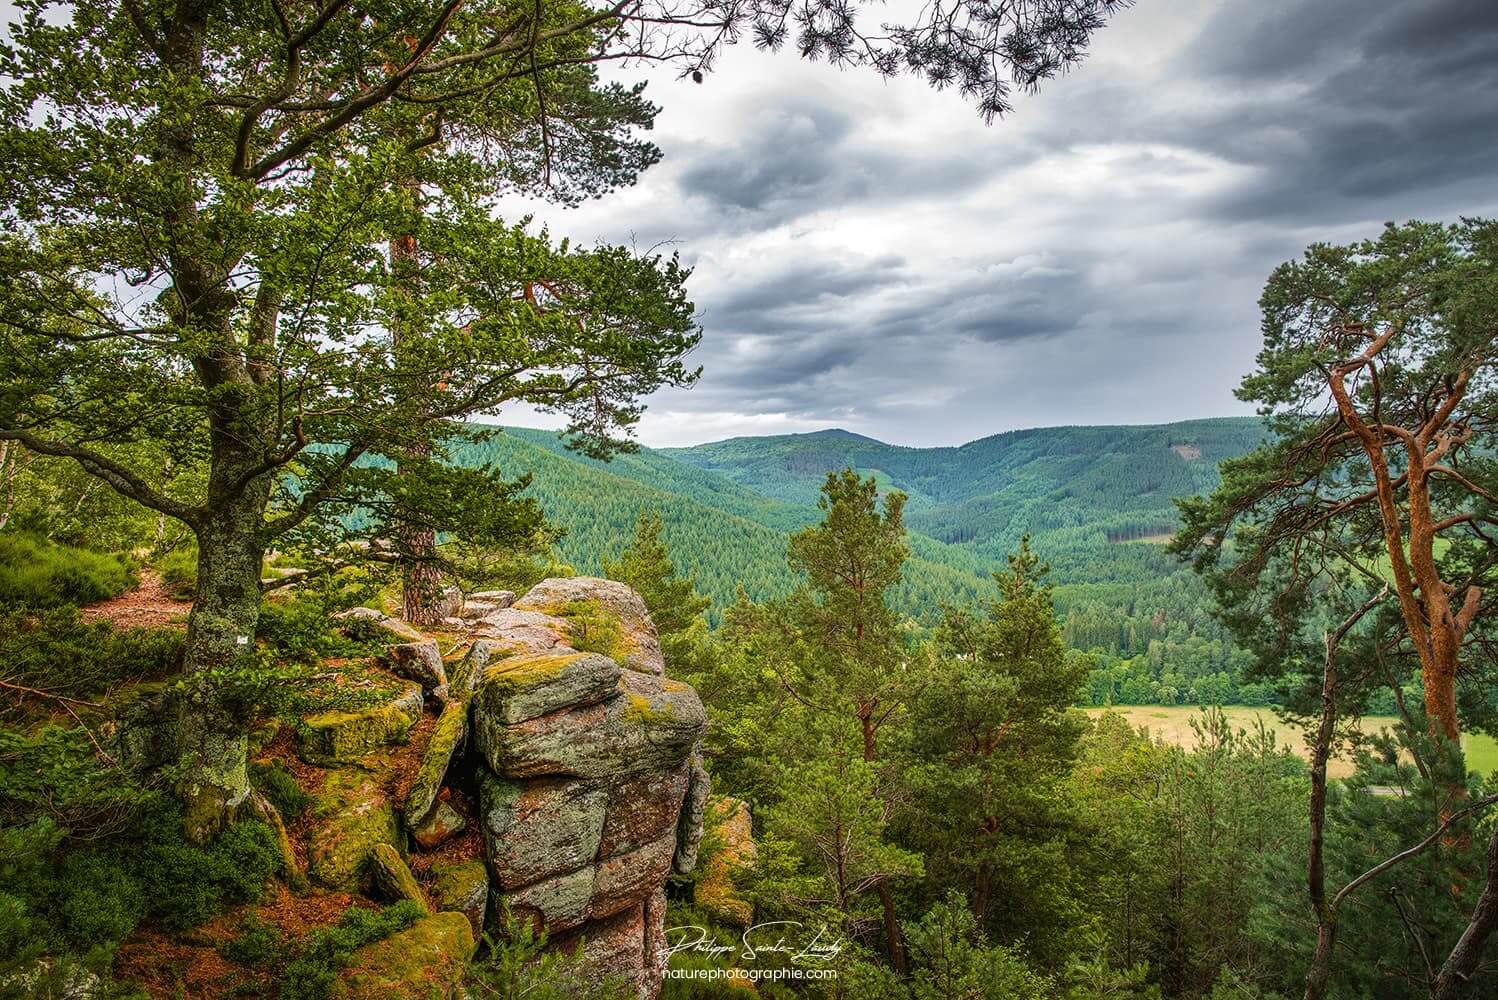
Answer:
306;769;400;892
403;700;466;831
535;600;633;662
483;652;584;687
325;911;474;1000
250;760;312;820
620;692;676;725
298;685;421;765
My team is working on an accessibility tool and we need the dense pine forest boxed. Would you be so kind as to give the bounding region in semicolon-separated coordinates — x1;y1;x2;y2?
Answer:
451;418;1274;705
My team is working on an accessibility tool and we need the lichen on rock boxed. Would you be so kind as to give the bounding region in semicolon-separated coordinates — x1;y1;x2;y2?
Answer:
306;768;400;892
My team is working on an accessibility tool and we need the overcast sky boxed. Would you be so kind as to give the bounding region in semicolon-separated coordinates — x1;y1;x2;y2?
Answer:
494;0;1498;448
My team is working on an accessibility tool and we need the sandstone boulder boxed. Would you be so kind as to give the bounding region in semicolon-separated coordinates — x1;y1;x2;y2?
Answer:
403;697;467;834
430;859;489;940
370;843;431;912
470;589;516;608
297;683;423;765
333;607;424;642
674;752;711;874
479;774;607;889
475;671;705;780
306;769;400;891
470;608;575;657
474;651;621;726
598;761;691;859
515;577;664;675
411;798;467;850
384;640;448;701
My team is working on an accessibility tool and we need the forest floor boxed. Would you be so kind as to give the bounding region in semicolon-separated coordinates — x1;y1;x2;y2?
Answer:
81;570;191;629
1086;705;1498;780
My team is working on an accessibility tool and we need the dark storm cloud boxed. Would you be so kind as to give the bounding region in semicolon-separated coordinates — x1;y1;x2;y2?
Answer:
674;95;1004;229
503;0;1498;446
1174;0;1498;223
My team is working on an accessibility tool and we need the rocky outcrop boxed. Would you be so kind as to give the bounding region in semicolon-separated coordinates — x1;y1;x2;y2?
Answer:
467;577;708;999
306;768;401;892
514;576;665;675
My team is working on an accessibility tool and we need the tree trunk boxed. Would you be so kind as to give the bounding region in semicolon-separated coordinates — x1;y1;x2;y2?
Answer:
176;481;270;843
1432;823;1498;1000
1304;923;1337;1000
389;210;444;625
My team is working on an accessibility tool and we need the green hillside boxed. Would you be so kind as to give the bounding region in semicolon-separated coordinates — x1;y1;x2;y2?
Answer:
456;419;1265;682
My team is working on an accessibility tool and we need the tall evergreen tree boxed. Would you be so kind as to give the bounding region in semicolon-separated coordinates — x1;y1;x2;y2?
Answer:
603;508;710;669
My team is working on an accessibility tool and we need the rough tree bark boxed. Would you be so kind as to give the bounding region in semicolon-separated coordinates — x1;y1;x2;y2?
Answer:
1325;329;1484;744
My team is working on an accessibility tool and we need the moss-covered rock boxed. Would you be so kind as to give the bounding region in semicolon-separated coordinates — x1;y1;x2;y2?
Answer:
298;683;423;765
515;577;664;675
306;769;400;891
469;608;574;658
430;859;488;939
333;607;425;642
474;671;705;780
403;698;467;834
328;910;475;1000
473;651;621;727
370;843;430;912
695;797;756;928
478;773;607;889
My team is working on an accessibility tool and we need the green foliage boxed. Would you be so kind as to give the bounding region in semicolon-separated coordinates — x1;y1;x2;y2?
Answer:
275;901;427;1000
471;904;634;1000
551;599;629;660
605;508;714;672
156;544;199;601
0;799;282;973
249;761;312;822
903;893;1055;1000
0;606;182;718
0;533;132;609
254;572;383;666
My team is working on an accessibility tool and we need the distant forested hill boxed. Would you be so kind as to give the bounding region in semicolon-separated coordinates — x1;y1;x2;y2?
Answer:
456;419;1266;690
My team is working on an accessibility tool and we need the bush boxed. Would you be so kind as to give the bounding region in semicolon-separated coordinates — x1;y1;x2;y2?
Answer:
250;761;312;821
0;606;182;715
278;901;426;1000
0;533;133;608
0;802;284;971
156;544;198;600
255;571;381;666
221;913;285;968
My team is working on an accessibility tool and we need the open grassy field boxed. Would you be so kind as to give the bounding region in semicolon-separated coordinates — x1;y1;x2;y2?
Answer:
1084;705;1498;781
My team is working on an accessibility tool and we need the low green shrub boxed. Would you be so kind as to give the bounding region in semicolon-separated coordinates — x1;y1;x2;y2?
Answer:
277;901;426;1000
255;571;381;666
0;533;133;608
221;913;286;968
250;761;312;821
156;544;198;600
0;801;284;972
0;606;182;715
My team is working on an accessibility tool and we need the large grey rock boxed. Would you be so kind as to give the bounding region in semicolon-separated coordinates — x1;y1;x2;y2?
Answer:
470;590;516;608
479;773;607;889
470;608;574;657
491;865;595;934
598;761;691;860
384;640;448;701
515;577;664;675
474;670;706;780
473;650;621;726
333;607;424;642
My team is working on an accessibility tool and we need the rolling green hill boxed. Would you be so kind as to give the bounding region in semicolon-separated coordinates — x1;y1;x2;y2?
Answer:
455;418;1264;652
